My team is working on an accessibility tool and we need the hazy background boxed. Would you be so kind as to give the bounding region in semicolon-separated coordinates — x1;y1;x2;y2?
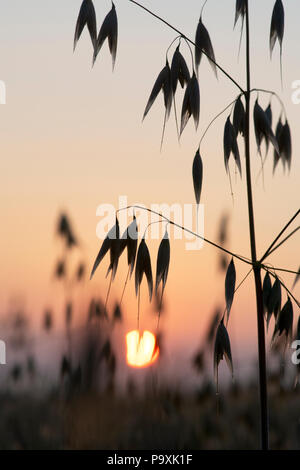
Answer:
0;0;299;383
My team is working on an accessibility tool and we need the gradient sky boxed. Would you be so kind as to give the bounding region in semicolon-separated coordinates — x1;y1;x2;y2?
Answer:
0;0;299;381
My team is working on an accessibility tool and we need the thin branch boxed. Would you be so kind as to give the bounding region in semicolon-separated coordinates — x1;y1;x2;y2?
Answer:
199;95;241;148
182;37;195;72
117;205;253;266
260;209;300;262
265;268;300;308
129;0;244;93
266;227;300;258
263;266;300;276
200;0;209;18
142;219;168;239
236;267;253;291
250;88;287;119
165;35;181;61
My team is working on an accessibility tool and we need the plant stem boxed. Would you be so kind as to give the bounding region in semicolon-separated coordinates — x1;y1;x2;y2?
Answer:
264;227;299;258
199;95;241;148
129;0;244;93
118;205;252;266
244;2;268;450
260;209;300;263
265;265;300;276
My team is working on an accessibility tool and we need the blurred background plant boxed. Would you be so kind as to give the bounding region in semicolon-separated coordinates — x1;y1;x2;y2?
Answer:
0;210;298;450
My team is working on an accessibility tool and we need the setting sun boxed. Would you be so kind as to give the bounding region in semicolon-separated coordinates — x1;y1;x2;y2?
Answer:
126;330;159;368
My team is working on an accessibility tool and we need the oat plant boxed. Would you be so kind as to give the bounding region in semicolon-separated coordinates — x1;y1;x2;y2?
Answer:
74;0;300;449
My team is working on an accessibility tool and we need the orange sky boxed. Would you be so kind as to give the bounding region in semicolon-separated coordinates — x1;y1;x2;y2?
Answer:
0;0;299;379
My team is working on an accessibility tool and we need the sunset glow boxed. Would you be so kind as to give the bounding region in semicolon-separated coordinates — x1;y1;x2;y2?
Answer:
0;0;299;377
126;330;159;368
